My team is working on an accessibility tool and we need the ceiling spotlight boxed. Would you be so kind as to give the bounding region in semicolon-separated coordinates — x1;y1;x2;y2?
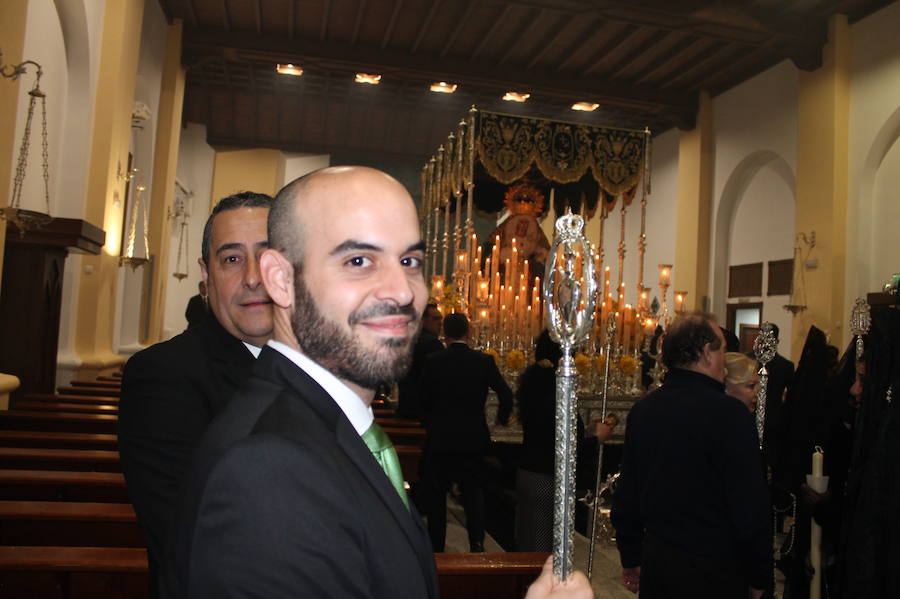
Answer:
503;92;530;102
430;81;458;93
276;63;304;76
355;73;382;85
571;102;599;112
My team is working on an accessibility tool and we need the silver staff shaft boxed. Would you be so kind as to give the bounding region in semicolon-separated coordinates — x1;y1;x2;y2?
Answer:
543;209;597;584
553;349;578;582
587;322;615;580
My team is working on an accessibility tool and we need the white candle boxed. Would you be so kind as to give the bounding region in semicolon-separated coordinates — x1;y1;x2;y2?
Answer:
812;448;823;477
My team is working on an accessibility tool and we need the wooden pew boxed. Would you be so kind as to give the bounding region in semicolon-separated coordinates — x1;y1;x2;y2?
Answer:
375;417;423;429
0;431;118;451
436;552;548;599
23;393;119;406
0;445;423;484
382;426;426;448
0;448;121;473
0;501;143;547
0;469;128;502
56;387;120;398
0;546;148;599
0;548;546;599
69;381;120;390
11;401;118;415
0;411;117;434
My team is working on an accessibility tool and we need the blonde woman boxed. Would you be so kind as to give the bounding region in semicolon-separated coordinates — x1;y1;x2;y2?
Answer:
725;352;760;412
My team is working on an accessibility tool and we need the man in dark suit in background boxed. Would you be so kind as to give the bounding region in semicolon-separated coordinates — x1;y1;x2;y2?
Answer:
118;191;273;597
420;313;514;552
396;302;443;419
184;280;208;329
757;323;794;476
167;167;592;598
612;313;770;599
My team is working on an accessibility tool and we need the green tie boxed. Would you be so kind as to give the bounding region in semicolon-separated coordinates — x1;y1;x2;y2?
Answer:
361;421;409;509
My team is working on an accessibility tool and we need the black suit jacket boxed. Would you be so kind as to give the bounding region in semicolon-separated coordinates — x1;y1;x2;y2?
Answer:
118;314;257;592
762;352;794;471
420;342;513;454
163;346;438;599
396;330;444;419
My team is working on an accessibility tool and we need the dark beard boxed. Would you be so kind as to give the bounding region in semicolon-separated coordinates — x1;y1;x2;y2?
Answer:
291;274;419;390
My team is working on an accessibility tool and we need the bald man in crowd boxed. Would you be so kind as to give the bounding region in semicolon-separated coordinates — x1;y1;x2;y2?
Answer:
162;167;592;599
119;191;273;597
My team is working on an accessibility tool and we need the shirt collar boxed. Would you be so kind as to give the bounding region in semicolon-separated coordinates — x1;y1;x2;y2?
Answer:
242;342;263;358
266;340;374;435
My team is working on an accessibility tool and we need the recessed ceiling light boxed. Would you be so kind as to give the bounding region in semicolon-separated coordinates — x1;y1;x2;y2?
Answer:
276;63;303;76
503;92;530;102
430;81;458;93
571;102;599;112
355;73;382;85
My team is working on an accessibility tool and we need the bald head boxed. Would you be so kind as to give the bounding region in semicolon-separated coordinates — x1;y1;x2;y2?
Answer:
269;166;415;267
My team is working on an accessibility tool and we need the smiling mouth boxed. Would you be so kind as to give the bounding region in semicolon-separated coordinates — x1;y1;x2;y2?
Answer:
360;317;413;335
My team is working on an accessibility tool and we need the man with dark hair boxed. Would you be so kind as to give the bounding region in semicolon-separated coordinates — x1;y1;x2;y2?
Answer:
163;167;591;599
612;312;770;599
420;312;514;552
396;302;443;419
119;191;273;597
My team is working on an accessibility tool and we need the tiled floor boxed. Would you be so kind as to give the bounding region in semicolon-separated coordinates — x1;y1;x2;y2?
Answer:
442;497;637;598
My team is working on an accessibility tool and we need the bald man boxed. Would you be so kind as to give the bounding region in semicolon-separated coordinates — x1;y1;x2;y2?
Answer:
162;167;592;599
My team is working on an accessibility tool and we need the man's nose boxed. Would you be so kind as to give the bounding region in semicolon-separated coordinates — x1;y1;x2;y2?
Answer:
375;261;416;306
243;257;262;289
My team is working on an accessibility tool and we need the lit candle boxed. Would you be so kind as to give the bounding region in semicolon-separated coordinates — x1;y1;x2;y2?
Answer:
675;290;688;313
659;264;672;288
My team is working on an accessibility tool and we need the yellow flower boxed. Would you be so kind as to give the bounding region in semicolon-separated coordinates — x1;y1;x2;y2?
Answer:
619;355;637;375
574;352;591;376
595;354;607;374
483;348;500;366
506;349;526;371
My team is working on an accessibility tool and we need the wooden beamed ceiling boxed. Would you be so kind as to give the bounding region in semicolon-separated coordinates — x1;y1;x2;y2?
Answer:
163;0;895;161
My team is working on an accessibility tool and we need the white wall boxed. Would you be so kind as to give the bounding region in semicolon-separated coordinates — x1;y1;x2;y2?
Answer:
116;0;167;356
277;153;330;188
12;0;103;385
710;60;798;356
848;1;900;311
163;123;216;339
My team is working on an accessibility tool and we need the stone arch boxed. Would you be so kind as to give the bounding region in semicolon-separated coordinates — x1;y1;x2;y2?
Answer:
50;0;94;383
855;103;900;295
712;151;796;319
52;0;92;216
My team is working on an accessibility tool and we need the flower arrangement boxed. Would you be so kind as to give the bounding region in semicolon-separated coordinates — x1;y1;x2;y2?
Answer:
619;355;638;375
574;352;591;376
595;354;607;373
506;349;526;371
483;347;500;366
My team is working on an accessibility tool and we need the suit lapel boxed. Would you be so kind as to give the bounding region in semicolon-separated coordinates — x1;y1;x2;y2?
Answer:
260;348;438;597
335;419;437;596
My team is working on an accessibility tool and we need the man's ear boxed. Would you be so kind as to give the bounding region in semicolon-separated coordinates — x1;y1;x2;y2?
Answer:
259;249;294;309
198;257;208;286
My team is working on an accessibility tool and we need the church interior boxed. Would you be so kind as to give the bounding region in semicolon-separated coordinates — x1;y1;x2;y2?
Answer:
1;0;899;597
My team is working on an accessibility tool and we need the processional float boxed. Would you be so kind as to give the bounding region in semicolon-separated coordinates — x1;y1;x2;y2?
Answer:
421;108;675;581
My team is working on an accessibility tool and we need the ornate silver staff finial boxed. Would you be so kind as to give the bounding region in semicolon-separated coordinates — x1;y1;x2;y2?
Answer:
543;209;597;583
753;322;777;450
849;298;871;362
